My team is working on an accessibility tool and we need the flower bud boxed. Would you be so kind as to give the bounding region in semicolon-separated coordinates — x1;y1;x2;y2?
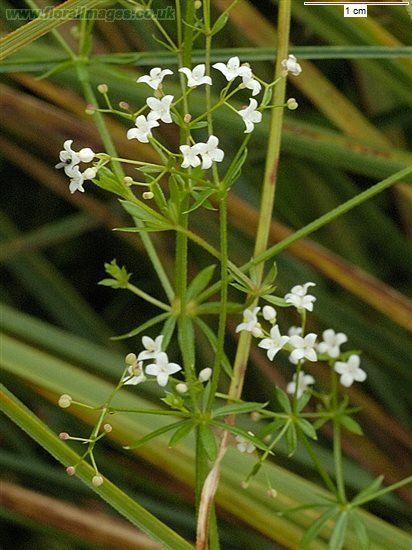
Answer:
267;488;277;498
103;423;112;433
183;113;192;123
194;0;202;9
58;394;72;408
125;353;137;365
59;432;70;440
92;475;104;487
198;367;212;383
85;104;96;115
176;383;188;394
143;191;154;200
262;305;277;323
287;98;298;110
97;84;108;94
83;167;97;180
241;480;249;489
66;466;76;476
250;412;261;422
124;176;134;186
78;147;95;163
119;101;130;110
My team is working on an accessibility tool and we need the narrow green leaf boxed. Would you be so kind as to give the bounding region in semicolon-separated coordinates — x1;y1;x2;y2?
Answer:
350;513;370;550
263;295;290;308
352;475;384;506
194;318;233;377
125;420;188;450
298;419;318;441
329;512;348;550
186;264;216;301
161;315;177;350
213;401;268;418
275;387;292;413
212;421;270;453
285;423;298;457
300;507;338;548
168;421;195;448
339;415;363;435
199;424;217;462
111;312;170;341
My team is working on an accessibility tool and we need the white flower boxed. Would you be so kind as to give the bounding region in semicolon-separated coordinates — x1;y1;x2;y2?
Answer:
127;115;159;143
137;335;163;362
238;98;262;133
258;325;289;361
235;434;256;454
281;55;302;76
289;333;318;364
238;65;261;96
262;305;277;323
180;144;202;168
199;367;212;382
55;140;80;172
334;355;366;387
145;352;182;387
66;165;96;194
124;361;146;386
179;64;212;87
196;135;224;170
286;371;315;398
288;326;303;337
236;307;263;337
285;282;316;312
137;67;173;90
317;329;348;359
213;56;243;81
146;95;174;123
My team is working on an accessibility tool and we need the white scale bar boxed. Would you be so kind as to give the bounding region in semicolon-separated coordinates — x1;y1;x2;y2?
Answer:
304;2;409;5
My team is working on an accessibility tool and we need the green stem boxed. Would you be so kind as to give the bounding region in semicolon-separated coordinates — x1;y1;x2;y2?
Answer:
332;371;346;503
126;283;171;311
299;430;337;495
196;163;412;303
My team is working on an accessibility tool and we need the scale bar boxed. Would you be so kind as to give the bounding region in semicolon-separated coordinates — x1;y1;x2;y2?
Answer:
304;2;409;5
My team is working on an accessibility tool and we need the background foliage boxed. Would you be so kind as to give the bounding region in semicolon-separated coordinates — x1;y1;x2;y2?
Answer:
1;0;411;548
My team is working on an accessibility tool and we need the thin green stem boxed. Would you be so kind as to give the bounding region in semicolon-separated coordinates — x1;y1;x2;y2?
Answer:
126;283;171;311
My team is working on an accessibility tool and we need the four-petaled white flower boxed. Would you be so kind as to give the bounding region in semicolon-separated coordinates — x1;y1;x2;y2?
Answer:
180;144;202;168
127;115;159;143
258;325;289;361
66;165;96;194
285;282;316;312
262;305;277;323
179;64;212;87
286;371;315;398
317;329;348;359
137;67;173;90
235;434;256;454
334;355;366;387
145;352;182;387
124;361;146;386
236;307;263;337
56;141;95;174
289;333;318;365
137;335;164;362
238;65;261;96
146;95;174;123
281;55;302;76
238;98;262;133
195;135;224;169
213;56;244;81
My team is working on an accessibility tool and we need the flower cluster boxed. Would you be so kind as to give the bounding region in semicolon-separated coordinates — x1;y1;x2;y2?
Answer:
56;54;302;194
55;140;96;193
236;282;367;399
124;335;182;387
